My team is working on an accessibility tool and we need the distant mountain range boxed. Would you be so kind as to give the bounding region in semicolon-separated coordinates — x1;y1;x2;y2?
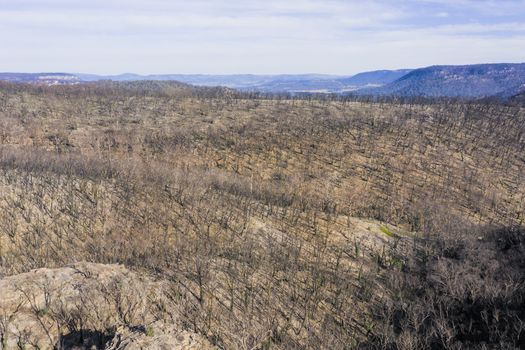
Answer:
1;63;525;99
338;70;412;88
358;63;525;98
0;71;410;93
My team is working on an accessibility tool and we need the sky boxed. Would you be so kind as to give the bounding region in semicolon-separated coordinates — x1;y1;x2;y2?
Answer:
1;0;525;75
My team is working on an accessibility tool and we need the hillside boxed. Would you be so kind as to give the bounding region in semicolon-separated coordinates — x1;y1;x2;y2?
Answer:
336;69;412;87
0;82;524;349
361;63;525;97
509;85;525;102
78;73;345;90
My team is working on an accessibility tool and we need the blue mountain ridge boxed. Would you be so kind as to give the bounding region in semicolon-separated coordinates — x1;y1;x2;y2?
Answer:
2;63;525;98
357;63;525;98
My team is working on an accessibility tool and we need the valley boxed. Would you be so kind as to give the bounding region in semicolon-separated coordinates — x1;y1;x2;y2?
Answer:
0;82;523;349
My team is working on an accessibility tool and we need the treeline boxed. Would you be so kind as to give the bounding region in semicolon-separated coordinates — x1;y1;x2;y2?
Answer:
1;80;525;107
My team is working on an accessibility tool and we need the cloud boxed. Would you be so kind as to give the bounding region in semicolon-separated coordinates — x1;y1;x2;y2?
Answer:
0;0;524;74
435;12;450;17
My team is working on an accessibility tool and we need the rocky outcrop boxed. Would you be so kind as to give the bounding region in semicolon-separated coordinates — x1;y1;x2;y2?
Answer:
0;263;215;349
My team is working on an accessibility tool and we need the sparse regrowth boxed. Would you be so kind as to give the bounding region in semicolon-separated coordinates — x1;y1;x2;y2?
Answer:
380;225;394;237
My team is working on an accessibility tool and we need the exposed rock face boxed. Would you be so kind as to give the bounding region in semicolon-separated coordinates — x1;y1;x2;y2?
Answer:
0;263;214;349
105;322;214;350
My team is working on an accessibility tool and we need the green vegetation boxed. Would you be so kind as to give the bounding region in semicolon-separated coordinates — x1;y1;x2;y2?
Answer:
145;326;154;337
379;225;394;237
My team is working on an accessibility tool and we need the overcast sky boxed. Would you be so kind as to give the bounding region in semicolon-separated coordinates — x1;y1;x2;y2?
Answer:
1;0;525;75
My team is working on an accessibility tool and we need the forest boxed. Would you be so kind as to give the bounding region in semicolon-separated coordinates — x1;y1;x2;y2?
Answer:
0;81;524;349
